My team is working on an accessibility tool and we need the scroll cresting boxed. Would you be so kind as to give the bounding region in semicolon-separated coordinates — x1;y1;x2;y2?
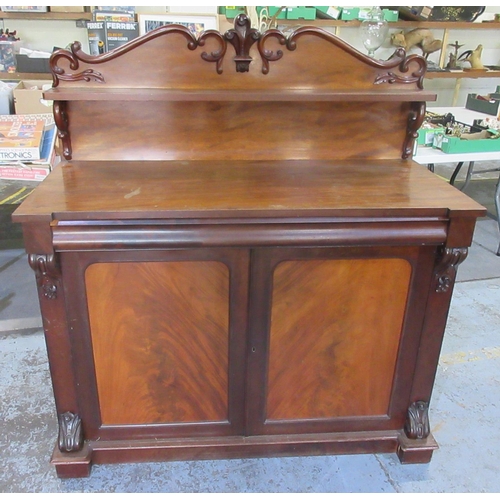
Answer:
435;247;468;293
29;254;60;300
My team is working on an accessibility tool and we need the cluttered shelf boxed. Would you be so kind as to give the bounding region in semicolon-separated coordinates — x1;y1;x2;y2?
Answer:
0;11;92;21
426;70;500;79
277;19;500;30
1;72;51;80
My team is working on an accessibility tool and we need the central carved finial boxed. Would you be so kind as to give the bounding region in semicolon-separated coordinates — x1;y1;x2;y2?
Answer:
224;14;261;72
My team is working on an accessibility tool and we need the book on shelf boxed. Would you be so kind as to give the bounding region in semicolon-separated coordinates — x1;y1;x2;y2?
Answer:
0;118;59;181
0;114;47;161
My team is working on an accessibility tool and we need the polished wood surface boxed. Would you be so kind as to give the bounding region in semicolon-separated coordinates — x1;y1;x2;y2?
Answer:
64;101;410;162
267;258;411;420
13;160;484;223
14;16;485;476
49;29;425;92
85;261;230;425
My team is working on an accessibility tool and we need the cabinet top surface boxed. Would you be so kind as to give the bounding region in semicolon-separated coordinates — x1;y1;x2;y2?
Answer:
13;160;485;223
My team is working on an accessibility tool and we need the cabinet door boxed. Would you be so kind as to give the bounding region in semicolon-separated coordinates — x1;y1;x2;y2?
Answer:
246;246;436;436
61;248;249;441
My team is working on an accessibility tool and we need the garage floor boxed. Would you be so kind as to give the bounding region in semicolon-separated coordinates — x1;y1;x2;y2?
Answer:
1;172;499;492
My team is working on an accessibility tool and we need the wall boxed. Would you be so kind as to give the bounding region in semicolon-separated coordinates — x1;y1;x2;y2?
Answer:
2;6;500;108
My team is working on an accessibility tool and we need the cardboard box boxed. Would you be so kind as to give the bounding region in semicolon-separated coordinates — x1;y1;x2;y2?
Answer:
340;7;359;20
50;6;87;13
417;125;445;146
286;7;316;20
13;80;53;115
433;131;500;154
1;6;48;12
316;7;342;19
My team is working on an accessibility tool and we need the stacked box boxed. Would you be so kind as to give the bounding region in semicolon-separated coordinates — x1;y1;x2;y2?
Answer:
286;7;316;20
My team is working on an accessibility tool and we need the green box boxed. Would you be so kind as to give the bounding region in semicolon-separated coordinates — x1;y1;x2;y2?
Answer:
221;6;246;19
466;93;500;117
434;132;500;154
316;6;342;19
382;9;399;22
286;6;317;20
417;125;445;146
257;6;287;20
340;7;359;20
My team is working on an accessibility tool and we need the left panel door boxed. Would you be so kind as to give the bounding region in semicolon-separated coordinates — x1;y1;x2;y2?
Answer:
60;247;250;441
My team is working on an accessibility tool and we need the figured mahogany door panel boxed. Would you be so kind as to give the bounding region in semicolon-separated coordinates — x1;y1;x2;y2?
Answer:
258;256;413;426
85;260;230;426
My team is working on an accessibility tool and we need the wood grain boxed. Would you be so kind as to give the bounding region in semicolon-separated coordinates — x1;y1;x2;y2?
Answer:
267;258;412;420
12;159;485;223
85;260;230;425
65;100;409;162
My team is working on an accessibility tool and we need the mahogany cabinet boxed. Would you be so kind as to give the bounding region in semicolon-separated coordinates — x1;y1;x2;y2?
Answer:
13;16;485;477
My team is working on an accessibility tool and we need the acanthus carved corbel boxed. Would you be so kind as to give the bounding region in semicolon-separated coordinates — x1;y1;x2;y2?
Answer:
58;412;83;453
405;401;430;440
28;253;60;300
54;101;72;160
435;247;468;293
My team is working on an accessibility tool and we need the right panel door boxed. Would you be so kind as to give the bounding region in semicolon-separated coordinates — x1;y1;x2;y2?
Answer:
246;245;436;436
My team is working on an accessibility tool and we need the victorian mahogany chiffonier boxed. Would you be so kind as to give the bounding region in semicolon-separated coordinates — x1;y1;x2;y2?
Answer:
13;15;485;478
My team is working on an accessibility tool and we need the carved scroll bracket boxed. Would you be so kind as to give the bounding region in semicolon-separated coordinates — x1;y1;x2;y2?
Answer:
28;254;60;300
225;14;261;72
54;101;72;160
435;247;468;293
405;401;430;440
58;412;83;453
403;101;426;159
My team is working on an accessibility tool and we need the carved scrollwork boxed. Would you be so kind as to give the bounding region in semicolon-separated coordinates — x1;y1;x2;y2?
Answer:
374;52;426;90
198;30;227;75
405;401;430;440
28;254;60;300
435;247;468;293
51;43;105;88
50;27;202;87
403;101;426;159
58;412;83;453
258;29;286;74
224;13;261;73
53;101;72;160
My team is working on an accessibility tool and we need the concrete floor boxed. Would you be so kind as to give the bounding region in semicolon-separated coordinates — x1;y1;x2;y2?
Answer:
1;170;499;492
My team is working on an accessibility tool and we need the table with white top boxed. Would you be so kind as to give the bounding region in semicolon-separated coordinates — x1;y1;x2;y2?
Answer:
413;107;500;255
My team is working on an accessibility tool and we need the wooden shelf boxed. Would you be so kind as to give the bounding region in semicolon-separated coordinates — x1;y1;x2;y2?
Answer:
0;72;51;80
426;70;500;79
44;88;437;102
0;11;92;21
276;19;500;30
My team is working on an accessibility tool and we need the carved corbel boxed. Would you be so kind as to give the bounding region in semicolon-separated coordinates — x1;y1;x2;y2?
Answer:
435;247;468;293
54;101;72;160
403;101;426;159
58;412;83;453
28;253;60;300
405;401;430;439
